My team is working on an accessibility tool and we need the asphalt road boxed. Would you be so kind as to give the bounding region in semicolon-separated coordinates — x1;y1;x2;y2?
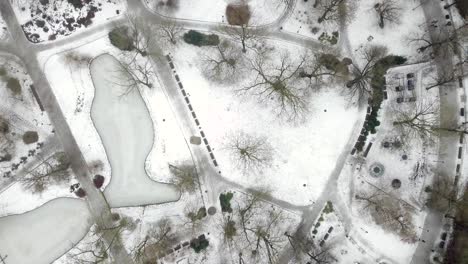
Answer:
410;0;461;263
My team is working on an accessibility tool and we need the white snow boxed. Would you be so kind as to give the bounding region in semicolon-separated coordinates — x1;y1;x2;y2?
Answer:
145;0;287;25
170;42;363;205
347;0;426;60
0;181;75;217
0;198;91;264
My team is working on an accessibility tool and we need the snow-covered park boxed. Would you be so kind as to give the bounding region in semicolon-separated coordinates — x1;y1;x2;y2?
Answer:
0;0;467;263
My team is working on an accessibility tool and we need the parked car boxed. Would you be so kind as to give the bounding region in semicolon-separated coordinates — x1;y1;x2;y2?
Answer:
407;73;415;79
396;97;404;103
407;79;415;90
407;97;417;102
395;86;402;92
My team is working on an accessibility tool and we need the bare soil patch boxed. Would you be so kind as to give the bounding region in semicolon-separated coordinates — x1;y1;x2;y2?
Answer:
226;4;251;25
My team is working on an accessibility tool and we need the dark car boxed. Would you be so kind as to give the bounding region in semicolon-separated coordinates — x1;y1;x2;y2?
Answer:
407;79;415;90
396;97;404;103
395;86;402;92
407;73;415;79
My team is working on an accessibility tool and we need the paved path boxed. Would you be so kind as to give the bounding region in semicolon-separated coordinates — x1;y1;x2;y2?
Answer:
410;0;461;263
0;1;133;263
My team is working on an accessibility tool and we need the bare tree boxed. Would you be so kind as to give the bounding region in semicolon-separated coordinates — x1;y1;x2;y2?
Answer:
425;69;457;90
225;131;274;174
374;0;401;28
315;0;346;23
183;202;206;232
132;218;175;262
425;174;464;213
115;57;155;96
239;51;310;120
223;22;263;53
392;99;439;143
346;45;388;103
355;189;417;242
156;19;183;45
299;52;346;86
169;163;198;194
21;152;71;194
68;219;130;264
408;25;467;57
285;232;334;263
202;40;244;83
125;15;158;57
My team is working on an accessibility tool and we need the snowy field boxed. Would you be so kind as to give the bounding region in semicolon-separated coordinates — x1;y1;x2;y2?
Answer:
11;0;124;43
145;0;287;25
170;42;364;205
0;198;91;264
347;0;426;59
90;54;179;207
40;34;193;207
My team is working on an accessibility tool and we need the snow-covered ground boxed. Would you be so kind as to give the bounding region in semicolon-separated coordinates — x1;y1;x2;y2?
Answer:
0;181;75;217
281;0;339;41
0;14;9;41
145;0;287;25
0;55;56;184
11;0;124;43
40;33;193;207
0;198;91;264
347;0;426;59
336;62;439;263
170;41;364;205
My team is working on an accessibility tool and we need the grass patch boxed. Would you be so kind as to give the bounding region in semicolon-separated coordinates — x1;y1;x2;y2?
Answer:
183;30;220;47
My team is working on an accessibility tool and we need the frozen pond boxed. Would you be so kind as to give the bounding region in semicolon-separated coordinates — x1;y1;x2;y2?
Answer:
0;198;91;264
89;54;179;207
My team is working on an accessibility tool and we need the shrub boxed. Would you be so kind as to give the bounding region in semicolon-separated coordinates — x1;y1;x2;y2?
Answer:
75;188;86;197
188;207;207;221
22;131;39;144
0;116;9;133
323;201;334;214
183;30;220;47
190;235;209;253
219;192;234;213
93;174;105;188
224;220;237;239
67;0;85;9
6;77;21;95
109;27;134;51
318;31;338;45
319;53;349;75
